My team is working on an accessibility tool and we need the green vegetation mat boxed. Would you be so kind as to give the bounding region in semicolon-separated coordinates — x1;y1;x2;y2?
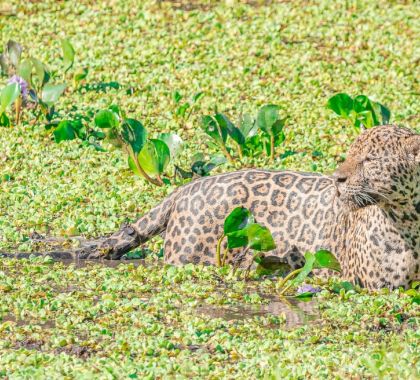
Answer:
0;0;419;378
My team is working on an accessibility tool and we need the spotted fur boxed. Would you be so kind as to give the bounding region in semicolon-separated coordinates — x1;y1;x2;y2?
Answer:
99;125;419;289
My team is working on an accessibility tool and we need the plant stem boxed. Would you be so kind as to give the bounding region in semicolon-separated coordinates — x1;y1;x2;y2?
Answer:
221;247;229;267
270;135;275;162
216;234;225;267
277;267;303;295
237;143;243;160
124;145;163;187
221;144;234;163
15;97;22;125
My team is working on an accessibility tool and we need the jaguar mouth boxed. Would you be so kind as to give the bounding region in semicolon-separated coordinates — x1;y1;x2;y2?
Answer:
340;191;380;210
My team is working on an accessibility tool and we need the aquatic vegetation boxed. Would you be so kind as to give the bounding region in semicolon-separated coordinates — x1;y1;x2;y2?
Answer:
0;1;418;377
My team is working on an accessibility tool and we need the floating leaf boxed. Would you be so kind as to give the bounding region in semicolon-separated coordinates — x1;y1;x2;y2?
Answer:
61;38;75;72
41;83;66;106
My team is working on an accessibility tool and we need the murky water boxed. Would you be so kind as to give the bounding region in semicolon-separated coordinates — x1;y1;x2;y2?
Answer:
196;297;319;328
53;258;148;268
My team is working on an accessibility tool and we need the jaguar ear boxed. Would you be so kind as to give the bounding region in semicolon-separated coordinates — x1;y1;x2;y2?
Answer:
405;135;420;160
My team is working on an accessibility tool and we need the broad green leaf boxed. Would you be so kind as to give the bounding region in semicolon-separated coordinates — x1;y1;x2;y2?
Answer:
53;120;77;143
0;83;20;113
94;109;119;129
61;38;75;72
378;103;391;124
227;224;276;251
7;40;22;67
17;59;32;83
239;113;258;138
157;133;183;159
138;139;170;175
257;104;281;136
327;93;353;118
314;249;341;272
331;281;355;294
291;252;316;285
224;207;254;235
41;83;66;106
215;113;245;145
31;58;48;87
128;155;141;176
0;112;10;127
121;118;147;154
202;115;228;144
246;224;276;251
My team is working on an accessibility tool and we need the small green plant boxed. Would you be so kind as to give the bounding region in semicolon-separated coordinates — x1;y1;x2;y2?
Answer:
172;90;204;120
327;93;390;130
0;38;81;125
216;207;276;267
94;105;183;186
202;104;286;163
277;250;341;296
175;153;227;181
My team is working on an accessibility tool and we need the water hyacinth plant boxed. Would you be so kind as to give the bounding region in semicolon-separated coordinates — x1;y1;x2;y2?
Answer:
327;93;391;130
202;104;286;163
217;207;276;267
94;105;183;186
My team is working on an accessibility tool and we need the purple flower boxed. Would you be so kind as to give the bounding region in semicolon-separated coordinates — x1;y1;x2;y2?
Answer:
297;284;321;295
8;75;28;99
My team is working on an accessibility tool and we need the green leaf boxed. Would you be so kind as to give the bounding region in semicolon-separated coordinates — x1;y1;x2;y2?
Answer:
128;155;141;176
224;207;254;235
7;40;22;67
17;59;32;83
0;83;20;113
313;249;341;272
239;113;257;138
245;224;276;251
31;58;49;87
331;281;355;294
157;132;183;159
73;67;88;84
291;252;316;286
257;104;281;136
138;139;170;175
41;83;66;106
172;90;182;103
215;113;245;145
94;109;119;129
0;112;10;127
327;93;354;118
121;118;147;155
202;115;228;144
61;38;75;72
192;91;204;103
53;120;77;143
